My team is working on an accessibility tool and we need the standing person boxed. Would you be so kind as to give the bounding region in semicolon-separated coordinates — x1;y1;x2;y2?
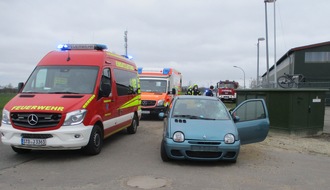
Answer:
187;84;202;95
205;85;214;96
185;85;193;95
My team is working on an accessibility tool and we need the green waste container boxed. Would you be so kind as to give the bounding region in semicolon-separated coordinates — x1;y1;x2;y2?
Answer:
236;88;328;136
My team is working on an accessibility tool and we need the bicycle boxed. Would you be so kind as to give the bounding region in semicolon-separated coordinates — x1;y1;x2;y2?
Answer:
277;73;305;88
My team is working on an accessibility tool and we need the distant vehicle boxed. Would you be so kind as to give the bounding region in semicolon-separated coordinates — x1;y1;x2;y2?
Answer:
0;44;141;155
216;80;239;103
138;67;182;117
158;95;269;163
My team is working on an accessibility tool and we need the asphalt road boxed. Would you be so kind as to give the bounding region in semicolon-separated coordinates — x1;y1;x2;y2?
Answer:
0;119;330;190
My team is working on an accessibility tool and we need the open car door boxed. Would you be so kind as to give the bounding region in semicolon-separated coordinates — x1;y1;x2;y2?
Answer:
231;99;270;145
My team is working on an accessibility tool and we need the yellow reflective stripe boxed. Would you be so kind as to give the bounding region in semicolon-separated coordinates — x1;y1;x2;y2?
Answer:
115;61;134;71
104;100;111;103
106;52;123;59
119;95;141;109
83;95;95;108
105;113;111;117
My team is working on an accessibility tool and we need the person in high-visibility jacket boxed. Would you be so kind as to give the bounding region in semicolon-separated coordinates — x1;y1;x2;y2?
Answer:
186;84;202;95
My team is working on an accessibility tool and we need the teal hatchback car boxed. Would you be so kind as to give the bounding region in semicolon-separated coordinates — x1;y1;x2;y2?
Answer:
159;95;269;163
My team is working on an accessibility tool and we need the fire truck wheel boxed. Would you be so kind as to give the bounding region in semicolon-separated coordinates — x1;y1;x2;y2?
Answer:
11;146;32;154
127;115;138;134
82;125;103;155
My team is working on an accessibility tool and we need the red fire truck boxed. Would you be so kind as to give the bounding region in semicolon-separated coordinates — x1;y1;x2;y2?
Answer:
216;80;239;102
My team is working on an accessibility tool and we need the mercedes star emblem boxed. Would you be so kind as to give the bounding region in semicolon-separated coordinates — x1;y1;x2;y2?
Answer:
27;114;38;126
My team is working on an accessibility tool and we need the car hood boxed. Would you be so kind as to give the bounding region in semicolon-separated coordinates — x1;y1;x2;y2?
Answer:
5;93;94;113
169;118;238;141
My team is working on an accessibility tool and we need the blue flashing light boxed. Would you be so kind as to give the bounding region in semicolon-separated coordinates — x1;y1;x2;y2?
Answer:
57;44;70;50
57;44;107;51
163;68;171;75
121;54;134;60
137;67;143;74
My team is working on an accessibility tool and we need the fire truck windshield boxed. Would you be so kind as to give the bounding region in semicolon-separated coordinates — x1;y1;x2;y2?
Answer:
140;79;167;93
22;66;99;94
218;83;235;89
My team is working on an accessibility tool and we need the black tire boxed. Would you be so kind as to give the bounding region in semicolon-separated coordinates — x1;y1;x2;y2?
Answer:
127;115;138;134
11;146;32;154
82;125;103;155
160;141;170;162
277;76;294;88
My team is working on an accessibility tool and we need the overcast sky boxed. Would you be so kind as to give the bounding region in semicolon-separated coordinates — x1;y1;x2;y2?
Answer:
1;0;330;88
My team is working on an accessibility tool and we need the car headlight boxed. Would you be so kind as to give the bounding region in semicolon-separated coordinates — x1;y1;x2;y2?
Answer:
157;99;165;107
173;131;185;142
63;109;87;126
224;133;235;144
1;109;11;125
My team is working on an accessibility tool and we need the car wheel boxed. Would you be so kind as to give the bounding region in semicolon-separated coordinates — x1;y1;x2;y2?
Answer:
82;125;103;155
11;146;31;154
127;115;138;134
160;141;170;162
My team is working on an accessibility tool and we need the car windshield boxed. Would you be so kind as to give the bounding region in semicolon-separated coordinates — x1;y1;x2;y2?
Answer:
140;79;167;93
22;66;99;94
172;98;230;120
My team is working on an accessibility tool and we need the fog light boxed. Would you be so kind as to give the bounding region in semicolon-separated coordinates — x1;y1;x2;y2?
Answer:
74;134;81;138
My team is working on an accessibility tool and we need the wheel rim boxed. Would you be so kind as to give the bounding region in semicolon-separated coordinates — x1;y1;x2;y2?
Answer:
132;119;137;132
93;132;101;147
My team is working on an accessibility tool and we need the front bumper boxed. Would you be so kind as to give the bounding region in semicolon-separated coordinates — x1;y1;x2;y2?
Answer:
141;106;167;115
163;138;240;161
0;123;93;150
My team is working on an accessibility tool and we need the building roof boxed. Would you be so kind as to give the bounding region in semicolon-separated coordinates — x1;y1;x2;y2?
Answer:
262;41;330;77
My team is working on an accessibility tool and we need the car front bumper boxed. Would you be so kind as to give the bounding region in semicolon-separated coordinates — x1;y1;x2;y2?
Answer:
0;123;93;150
163;138;240;161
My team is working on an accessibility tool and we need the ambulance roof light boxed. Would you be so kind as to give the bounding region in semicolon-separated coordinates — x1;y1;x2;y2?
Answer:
138;67;143;74
163;68;171;75
57;44;107;51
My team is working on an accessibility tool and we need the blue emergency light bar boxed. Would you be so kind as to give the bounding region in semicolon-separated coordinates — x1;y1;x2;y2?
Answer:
137;68;171;75
57;44;107;51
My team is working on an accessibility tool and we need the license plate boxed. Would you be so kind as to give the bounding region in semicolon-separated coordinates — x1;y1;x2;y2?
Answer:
191;145;218;152
224;96;229;99
21;138;46;146
142;110;150;114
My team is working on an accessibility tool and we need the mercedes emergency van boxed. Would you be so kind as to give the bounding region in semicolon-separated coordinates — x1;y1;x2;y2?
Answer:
0;44;141;155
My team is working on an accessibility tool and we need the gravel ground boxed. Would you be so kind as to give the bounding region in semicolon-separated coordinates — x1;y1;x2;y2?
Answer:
259;132;330;156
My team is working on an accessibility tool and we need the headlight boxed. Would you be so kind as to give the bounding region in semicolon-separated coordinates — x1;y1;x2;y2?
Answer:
173;131;184;142
157;99;165;107
63;109;87;126
1;109;11;125
224;133;235;144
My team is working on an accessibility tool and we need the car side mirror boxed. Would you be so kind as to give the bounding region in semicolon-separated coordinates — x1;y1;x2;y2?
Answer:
159;112;167;118
232;115;240;123
99;83;111;98
172;88;176;95
18;82;24;93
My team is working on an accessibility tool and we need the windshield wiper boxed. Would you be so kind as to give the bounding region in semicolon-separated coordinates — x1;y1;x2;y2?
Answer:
199;117;216;120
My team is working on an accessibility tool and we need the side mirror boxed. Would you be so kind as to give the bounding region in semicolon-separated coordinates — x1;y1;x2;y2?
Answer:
99;83;111;98
172;88;176;95
232;115;240;123
159;112;167;119
18;82;24;93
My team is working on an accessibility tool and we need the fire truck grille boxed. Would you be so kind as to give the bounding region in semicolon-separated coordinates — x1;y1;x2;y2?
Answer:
141;100;156;106
10;113;62;129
